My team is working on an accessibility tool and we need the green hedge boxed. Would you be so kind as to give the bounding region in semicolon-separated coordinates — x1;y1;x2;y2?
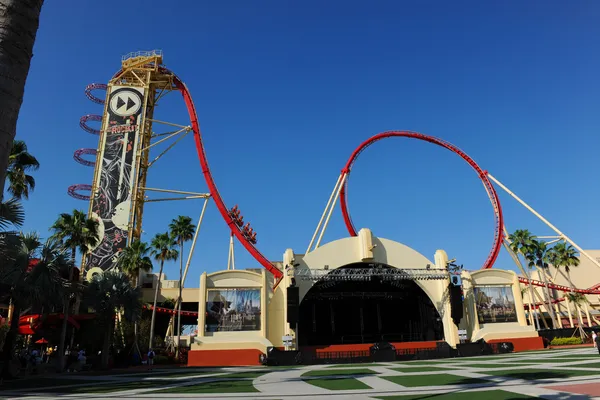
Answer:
153;355;170;364
550;337;583;346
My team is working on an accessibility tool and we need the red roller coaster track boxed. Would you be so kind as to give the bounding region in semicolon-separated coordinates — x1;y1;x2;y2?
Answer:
337;131;600;304
65;63;596;321
108;66;283;282
339;131;504;271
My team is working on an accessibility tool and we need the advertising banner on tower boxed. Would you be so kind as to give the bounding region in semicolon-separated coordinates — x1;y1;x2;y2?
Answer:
474;285;518;324
88;86;146;271
205;289;261;332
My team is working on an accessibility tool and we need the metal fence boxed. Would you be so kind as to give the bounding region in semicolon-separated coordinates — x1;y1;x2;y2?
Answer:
264;340;511;366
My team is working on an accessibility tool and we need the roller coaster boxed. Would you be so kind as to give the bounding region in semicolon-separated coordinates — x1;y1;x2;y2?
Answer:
64;50;598;324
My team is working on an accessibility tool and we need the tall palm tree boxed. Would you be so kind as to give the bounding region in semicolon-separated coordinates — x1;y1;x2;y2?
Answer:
116;239;153;357
117;240;153;286
565;292;588;340
0;0;45;201
6;140;39;199
168;215;195;355
0;233;70;378
548;242;581;329
508;229;541;329
50;210;100;371
523;239;558;329
85;271;142;368
148;232;178;349
0;198;24;263
548;242;580;287
0;198;25;375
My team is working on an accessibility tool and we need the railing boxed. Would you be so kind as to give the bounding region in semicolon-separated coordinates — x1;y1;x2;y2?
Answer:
264;340;513;366
122;50;163;62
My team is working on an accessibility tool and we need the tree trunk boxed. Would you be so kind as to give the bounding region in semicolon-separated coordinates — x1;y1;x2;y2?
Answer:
0;0;44;200
566;298;574;328
57;247;76;371
526;280;540;330
537;266;557;329
148;260;164;350
101;317;114;369
132;274;141;360
176;241;183;358
1;302;20;378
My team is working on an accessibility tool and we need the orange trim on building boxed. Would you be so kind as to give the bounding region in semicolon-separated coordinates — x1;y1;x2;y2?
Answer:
301;341;441;354
188;349;263;366
487;337;544;352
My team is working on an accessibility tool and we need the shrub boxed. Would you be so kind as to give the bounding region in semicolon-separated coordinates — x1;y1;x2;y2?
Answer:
550;337;583;346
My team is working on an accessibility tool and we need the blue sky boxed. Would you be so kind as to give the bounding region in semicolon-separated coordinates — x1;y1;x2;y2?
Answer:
15;0;600;283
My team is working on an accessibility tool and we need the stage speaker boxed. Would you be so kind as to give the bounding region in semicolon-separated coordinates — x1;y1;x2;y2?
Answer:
287;286;300;326
448;283;463;325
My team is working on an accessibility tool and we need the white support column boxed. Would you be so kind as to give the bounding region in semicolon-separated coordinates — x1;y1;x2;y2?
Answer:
584;302;593;327
182;197;209;286
197;272;207;338
306;173;344;253
261;270;267;337
488;173;600;270
315;173;348;249
227;234;236;271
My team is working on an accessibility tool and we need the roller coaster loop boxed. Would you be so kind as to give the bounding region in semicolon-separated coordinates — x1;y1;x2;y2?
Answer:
339;131;503;271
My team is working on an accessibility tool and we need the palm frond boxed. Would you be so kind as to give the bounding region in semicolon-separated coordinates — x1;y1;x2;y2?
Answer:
0;198;25;229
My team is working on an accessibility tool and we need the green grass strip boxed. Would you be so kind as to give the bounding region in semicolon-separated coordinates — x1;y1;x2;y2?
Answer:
485;368;600;380
390;366;466;373
303;368;378;377
154;379;258;393
375;389;535;399
0;378;102;391
383;373;487;387
305;377;371;390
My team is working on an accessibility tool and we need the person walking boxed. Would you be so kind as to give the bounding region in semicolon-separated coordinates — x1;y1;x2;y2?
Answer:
593;331;598;349
147;349;155;371
594;332;600;355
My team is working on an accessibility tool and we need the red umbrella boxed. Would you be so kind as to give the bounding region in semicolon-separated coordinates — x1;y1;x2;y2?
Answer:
35;338;48;344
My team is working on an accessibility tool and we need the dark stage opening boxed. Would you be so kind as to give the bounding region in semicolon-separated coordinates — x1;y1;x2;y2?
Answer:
298;263;444;346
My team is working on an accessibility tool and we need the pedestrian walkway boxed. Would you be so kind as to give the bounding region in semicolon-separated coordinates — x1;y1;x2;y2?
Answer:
2;347;600;399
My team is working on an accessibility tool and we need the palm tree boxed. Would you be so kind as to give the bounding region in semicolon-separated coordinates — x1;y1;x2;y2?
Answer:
50;210;100;371
117;240;153;286
548;242;580;287
116;239;153;358
0;0;45;201
148;232;178;349
522;239;558;329
565;292;588;341
168;215;195;355
6;140;39;199
508;229;541;329
85;271;142;368
0;233;70;378
0;198;24;263
548;242;581;330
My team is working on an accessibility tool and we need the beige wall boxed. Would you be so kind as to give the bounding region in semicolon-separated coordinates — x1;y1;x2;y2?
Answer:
463;269;536;342
515;250;600;328
277;228;460;348
191;269;273;353
141;287;199;303
189;228;540;353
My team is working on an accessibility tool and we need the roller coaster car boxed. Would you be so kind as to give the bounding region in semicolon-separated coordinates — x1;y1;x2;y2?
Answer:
235;216;244;226
248;232;257;244
228;205;240;218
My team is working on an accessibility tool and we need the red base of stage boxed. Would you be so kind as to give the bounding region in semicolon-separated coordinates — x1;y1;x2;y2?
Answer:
488;337;545;352
302;341;440;355
187;337;544;366
188;349;263;367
